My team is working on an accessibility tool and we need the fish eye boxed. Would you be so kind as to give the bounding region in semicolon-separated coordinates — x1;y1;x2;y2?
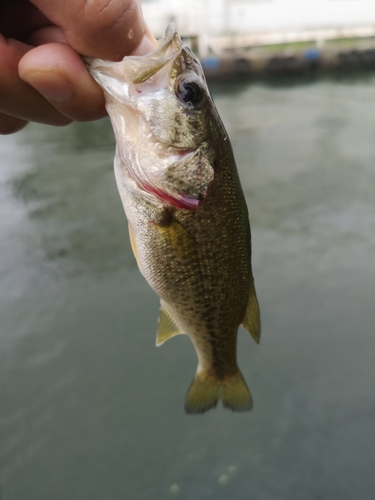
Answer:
175;76;205;108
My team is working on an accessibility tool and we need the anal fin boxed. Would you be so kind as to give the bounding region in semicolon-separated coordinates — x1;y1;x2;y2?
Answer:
156;301;183;347
242;280;261;344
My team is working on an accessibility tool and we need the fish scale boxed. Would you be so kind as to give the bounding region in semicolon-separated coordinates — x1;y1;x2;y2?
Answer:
86;24;260;413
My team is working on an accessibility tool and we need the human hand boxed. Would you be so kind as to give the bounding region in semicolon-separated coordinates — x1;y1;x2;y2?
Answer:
0;0;157;134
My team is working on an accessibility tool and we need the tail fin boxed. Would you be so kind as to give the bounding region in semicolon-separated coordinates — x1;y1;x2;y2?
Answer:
184;368;252;414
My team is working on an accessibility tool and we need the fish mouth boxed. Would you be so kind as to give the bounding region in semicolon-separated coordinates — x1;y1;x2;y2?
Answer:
129;24;183;84
86;24;205;99
86;24;184;92
87;25;213;211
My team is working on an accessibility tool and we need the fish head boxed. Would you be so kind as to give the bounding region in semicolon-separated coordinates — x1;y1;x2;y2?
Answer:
86;24;223;210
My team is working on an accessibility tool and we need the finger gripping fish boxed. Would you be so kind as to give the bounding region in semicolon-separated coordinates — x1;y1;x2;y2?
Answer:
86;24;260;413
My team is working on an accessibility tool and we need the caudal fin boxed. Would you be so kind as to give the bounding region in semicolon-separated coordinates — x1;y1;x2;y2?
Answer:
184;369;252;414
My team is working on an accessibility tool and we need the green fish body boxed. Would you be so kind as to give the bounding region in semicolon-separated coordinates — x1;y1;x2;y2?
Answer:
87;25;260;413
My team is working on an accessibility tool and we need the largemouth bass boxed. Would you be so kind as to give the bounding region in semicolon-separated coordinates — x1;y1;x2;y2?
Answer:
86;24;260;413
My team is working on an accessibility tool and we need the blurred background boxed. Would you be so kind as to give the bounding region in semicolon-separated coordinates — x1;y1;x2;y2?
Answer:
1;1;375;499
143;0;375;78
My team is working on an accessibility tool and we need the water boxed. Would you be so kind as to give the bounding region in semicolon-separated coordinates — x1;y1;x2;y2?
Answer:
1;76;375;499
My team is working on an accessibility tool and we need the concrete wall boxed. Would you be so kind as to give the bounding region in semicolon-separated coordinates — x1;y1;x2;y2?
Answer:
229;0;375;34
142;0;375;37
141;0;202;37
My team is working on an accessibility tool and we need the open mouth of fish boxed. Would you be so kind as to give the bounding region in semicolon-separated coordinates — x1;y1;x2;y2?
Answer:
86;24;214;211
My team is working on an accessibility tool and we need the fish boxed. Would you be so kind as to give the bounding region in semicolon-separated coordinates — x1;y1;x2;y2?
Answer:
86;24;260;413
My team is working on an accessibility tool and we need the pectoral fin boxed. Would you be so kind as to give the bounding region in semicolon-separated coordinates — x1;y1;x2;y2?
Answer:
154;217;197;261
242;281;261;344
156;301;184;346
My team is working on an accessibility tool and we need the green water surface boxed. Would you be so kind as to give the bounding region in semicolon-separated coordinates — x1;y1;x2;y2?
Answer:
1;75;375;500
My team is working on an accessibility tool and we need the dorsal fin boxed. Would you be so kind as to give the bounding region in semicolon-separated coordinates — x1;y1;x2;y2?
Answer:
242;281;261;344
156;301;183;346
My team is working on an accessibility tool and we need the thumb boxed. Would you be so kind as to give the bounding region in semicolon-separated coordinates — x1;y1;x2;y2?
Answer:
30;0;156;60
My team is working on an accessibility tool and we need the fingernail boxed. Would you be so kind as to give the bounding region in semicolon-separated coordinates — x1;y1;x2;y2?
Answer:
24;71;74;103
